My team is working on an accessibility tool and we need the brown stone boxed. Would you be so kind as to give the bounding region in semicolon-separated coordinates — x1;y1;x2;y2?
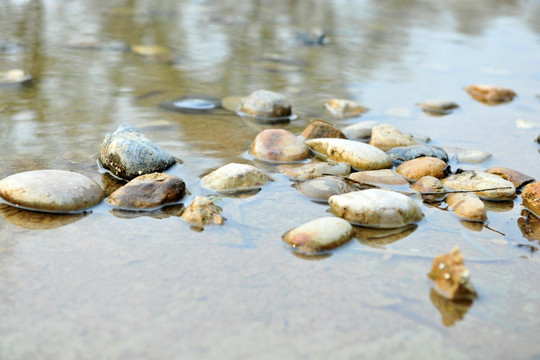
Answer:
396;157;449;181
446;193;487;223
486;167;535;189
181;196;223;226
324;99;368;118
300;120;347;140
411;176;446;203
522;182;540;217
250;129;309;162
240;89;291;118
428;247;477;300
465;84;516;104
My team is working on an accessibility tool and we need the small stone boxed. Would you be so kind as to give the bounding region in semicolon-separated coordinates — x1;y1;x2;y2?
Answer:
278;161;351;181
201;163;269;193
386;144;448;166
428;247;477;300
0;170;104;213
107;173;186;209
130;44;174;62
306;138;392;171
300;120;347;140
324;99;368;118
446;192;487;222
159;95;221;114
240;89;292;119
465;84;516;104
329;189;423;228
348;169;410;189
485;167;535;189
396;157;450;181
417;100;459;115
0;69;31;85
522;182;540;217
250;129;309;162
100;125;176;180
282;217;354;252
296;176;358;202
181;196;223;226
411;176;446;203
442;147;492;164
341;121;379;140
295;28;329;46
442;171;516;201
369;124;417;151
221;96;245;113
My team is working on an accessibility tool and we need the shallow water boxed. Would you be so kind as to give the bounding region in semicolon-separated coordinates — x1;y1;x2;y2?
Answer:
1;0;540;358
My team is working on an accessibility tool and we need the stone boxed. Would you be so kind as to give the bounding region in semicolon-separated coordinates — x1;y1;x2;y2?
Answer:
240;89;292;119
417;100;459;115
428;247;477;300
181;196;223;226
201;163;269;192
521;182;540;217
442;171;516;201
300;120;347;140
159;95;221;114
329;189;423;228
107;173;186;209
0;170;104;213
442;147;492;164
324;99;368;118
221;96;245;113
446;193;487;222
296;176;358;202
411;176;446;203
369;124;418;151
295;28;329;46
250;129;309;162
100;125;176;180
396;157;450;181
386;145;448;166
282;217;354;252
305;138;392;171
465;84;516;104
348;169;410;190
485;167;535;189
341;121;379;140
278;161;351;181
0;69;32;85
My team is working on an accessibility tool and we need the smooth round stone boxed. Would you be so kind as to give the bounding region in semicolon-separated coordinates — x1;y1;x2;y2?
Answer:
278;161;351;181
411;176;446;203
465;84;516;104
296;176;358;202
348;169;410;189
442;171;516;201
221;96;245;113
202;163;269;192
324;99;368;118
522;182;540;217
181;196;223;226
329;189;424;228
240;89;292;119
485;167;535;189
0;69;32;85
396;157;450;181
446;193;486;222
0;170;104;213
300;120;347;140
442;147;492;164
282;217;354;252
416;100;459;115
369;124;418;151
159;95;221;114
387;145;448;166
100;125;176;180
251;129;309;162
306;138;392;171
342;121;379;140
107;173;186;209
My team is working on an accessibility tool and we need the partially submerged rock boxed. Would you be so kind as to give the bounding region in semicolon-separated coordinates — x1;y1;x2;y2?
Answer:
396;157;450;181
296;176;357;202
159;95;221;114
181;196;223;226
411;176;446;203
324;99;368;118
442;171;516;201
278;161;351;181
428;247;477;300
465;84;516;104
369;124;417;151
329;189;423;228
486;167;535;189
305;138;392;171
300;120;347;140
386;145;448;166
295;28;329;46
348;169;410;190
251;129;309;162
107;173;186;209
130;44;174;62
100;125;176;180
521;182;540;217
282;217;354;252
0;69;32;85
240;89;292;120
0;170;104;213
442;147;492;164
446;192;487;222
201;163;270;193
417;100;459;115
341;120;379;140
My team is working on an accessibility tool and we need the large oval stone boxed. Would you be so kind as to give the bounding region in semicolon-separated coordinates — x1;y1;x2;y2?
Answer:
278;161;351;181
251;129;309;162
329;189;423;228
442;171;516;201
522;182;540;217
386;145;448;166
396;157;450;181
369;124;417;151
240;89;292;119
100;125;176;180
446;192;487;222
305;138;392;171
348;169;410;191
282;217;354;252
0;170;104;213
201;163;269;192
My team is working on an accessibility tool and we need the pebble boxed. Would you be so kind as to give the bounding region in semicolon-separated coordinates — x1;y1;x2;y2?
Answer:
100;125;176;180
181;196;223;226
446;193;487;222
442;147;492;164
396;157;450;181
107;173;186;209
329;189;424;228
250;129;309;162
295;28;329;46
416;100;459;115
485;167;535;189
282;217;354;252
221;96;245;113
348;169;410;190
341;120;379;140
521;182;540;217
201;163;270;193
130;44;174;62
278;161;351;181
296;176;358;202
300;120;347;140
240;89;292;120
386;144;448;166
465;84;516;104
0;170;104;213
324;99;368;118
428;247;477;300
369;124;418;151
442;171;516;201
305;138;392;171
411;176;446;203
0;69;32;85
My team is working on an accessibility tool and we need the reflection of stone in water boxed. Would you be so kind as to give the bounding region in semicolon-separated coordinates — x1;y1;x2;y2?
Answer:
518;210;540;243
291;250;333;261
430;288;473;327
110;204;185;220
0;204;87;230
459;220;484;232
101;172;126;197
354;224;417;248
484;200;514;213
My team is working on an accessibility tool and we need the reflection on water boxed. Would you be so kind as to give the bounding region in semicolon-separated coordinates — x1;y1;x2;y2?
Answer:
429;288;473;327
0;204;88;230
354;224;417;248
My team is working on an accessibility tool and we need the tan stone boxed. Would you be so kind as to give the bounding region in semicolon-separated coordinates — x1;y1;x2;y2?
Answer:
300;120;347;140
486;167;535;189
428;247;477;300
465;84;516;104
396;157;449;181
324;99;368;118
522;182;540;217
251;129;309;162
446;193;487;222
369;124;417;151
181;196;223;226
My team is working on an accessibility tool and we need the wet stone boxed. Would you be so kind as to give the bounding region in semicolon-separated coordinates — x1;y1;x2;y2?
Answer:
465;84;516;104
130;44;174;62
324;99;368;118
0;69;32;85
428;247;478;301
240;89;292;120
300;120;347;140
348;169;410;191
159;95;221;114
221;96;245;113
306;138;392;171
342;120;379;140
369;124;418;151
446;192;487;223
107;173;186;209
295;28;329;46
411;176;446;203
386;144;448;166
442;147;492;164
417;100;459;115
0;170;104;213
251;129;309;163
181;196;223;226
396;157;450;182
442;171;516;201
521;182;540;217
282;217;354;253
201;163;270;193
485;167;535;189
296;176;358;202
278;161;351;181
329;189;424;228
100;125;176;180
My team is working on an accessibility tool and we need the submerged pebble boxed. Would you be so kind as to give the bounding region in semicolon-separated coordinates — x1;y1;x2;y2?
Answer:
369;124;417;151
442;171;516;201
348;169;410;190
181;196;223;226
521;182;540;217
442;147;492;164
396;157;450;181
341;120;379;140
295;28;329;46
417;100;459;115
411;176;446;203
159;95;221;114
300;120;347;140
324;99;368;118
428;247;477;300
329;189;423;228
100;125;176;180
278;161;351;181
296;176;358;202
201;163;270;193
306;138;392;171
386;144;448;166
282;217;354;252
251;129;309;162
0;69;32;85
0;170;104;213
240;89;292;121
446;192;487;222
485;167;535;189
465;84;516;104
